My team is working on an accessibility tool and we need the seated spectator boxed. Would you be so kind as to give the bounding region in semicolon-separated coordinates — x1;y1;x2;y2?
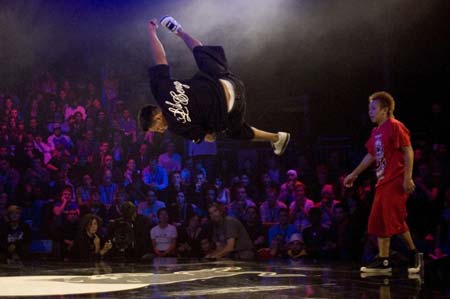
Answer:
94;154;123;184
267;208;297;257
228;186;256;222
47;122;72;151
203;184;219;209
168;191;195;227
53;186;78;217
280;169;304;205
0;159;20;200
61;206;81;260
215;176;231;205
71;214;112;262
0;205;31;263
243;206;267;251
76;174;96;214
64;93;86;121
289;182;314;223
260;183;287;225
117;108;137;146
188;171;208;207
138;189;166;226
107;191;129;221
98;169;119;208
303;207;335;259
165;171;188;205
329;203;351;260
206;203;254;260
177;214;206;258
286;233;307;259
158;141;182;173
315;184;340;228
240;173;258;202
108;201;152;261
200;237;216;257
151;208;177;257
142;156;168;192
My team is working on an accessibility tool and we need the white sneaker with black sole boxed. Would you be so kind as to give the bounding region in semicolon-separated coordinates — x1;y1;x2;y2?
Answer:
160;15;182;33
271;132;290;156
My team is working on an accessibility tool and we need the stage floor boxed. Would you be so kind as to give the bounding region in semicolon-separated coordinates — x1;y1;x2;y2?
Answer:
0;258;448;298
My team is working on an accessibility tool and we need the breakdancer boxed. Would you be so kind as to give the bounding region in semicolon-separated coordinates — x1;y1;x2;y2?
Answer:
139;16;290;155
343;91;422;274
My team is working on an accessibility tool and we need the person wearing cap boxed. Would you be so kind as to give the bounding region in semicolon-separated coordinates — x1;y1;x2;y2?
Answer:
280;169;304;205
286;233;307;259
0;205;31;262
139;17;290;156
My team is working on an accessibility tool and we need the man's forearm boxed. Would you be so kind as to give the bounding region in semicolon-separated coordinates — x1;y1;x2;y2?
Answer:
402;146;414;179
351;153;375;177
148;31;168;66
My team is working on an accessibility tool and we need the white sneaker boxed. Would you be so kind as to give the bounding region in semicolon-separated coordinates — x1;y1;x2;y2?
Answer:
271;132;290;156
160;15;182;33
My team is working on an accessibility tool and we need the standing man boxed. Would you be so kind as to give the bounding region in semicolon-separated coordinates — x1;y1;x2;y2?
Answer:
344;91;421;274
139;16;290;155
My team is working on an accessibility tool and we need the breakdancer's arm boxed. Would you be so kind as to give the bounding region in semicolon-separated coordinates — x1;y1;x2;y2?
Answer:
176;27;203;52
147;19;168;65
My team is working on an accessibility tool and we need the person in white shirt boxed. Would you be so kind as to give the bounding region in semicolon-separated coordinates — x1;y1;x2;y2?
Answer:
150;208;177;257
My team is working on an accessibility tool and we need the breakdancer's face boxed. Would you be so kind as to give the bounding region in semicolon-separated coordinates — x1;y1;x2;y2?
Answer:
368;100;388;125
148;112;168;133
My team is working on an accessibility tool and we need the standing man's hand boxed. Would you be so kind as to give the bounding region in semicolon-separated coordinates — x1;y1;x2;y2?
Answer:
343;173;358;188
403;177;415;195
148;19;158;33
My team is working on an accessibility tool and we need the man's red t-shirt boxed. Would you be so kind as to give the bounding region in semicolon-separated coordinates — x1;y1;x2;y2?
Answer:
365;118;411;188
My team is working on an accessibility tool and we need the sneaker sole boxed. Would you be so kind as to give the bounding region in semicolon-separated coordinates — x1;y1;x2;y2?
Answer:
360;267;392;273
275;133;290;156
407;267;421;274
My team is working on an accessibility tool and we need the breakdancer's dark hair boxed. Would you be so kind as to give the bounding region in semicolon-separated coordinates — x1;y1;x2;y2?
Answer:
138;104;160;131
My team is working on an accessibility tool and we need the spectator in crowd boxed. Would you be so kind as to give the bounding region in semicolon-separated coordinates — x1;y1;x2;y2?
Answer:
158;140;182;173
98;169;119;208
285;233;307;259
169;191;196;227
259;183;287;225
71;214;112;262
215;176;230;205
268;208;297;256
142;156;168;192
76;174;96;214
0;205;31;263
177;214;206;258
165;171;187;205
303;207;335;259
228;186;256;222
138;189;166;226
0;159;20;200
47;122;72;151
206;203;254;260
117;108;137;146
279;169;304;205
108;201;152;261
315;184;340;228
94;154;122;184
106;188;127;219
243;206;267;251
289;182;314;223
151;208;177;257
33;132;52;164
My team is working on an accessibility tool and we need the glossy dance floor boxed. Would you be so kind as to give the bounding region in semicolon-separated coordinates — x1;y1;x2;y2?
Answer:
0;258;448;298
